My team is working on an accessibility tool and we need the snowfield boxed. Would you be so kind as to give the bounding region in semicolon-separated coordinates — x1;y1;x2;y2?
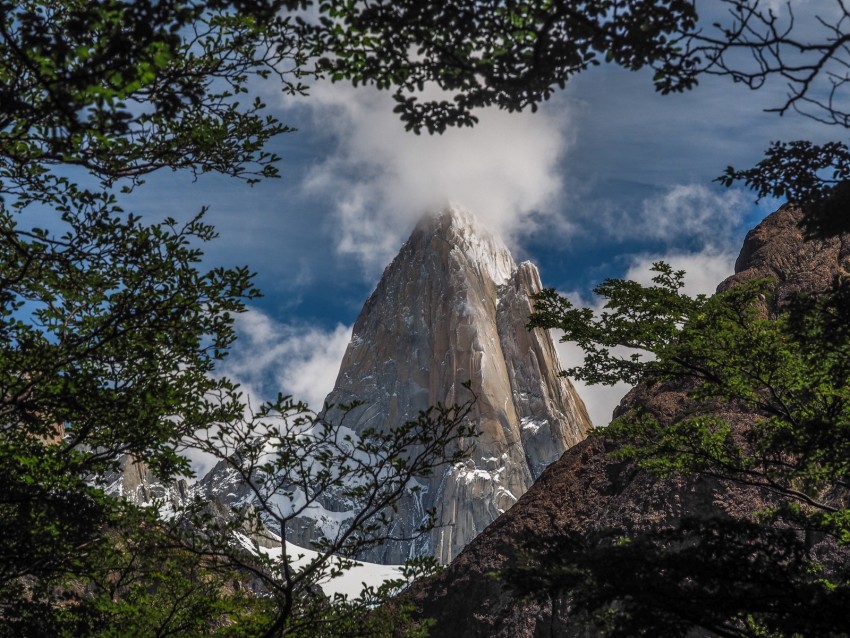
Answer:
236;534;405;599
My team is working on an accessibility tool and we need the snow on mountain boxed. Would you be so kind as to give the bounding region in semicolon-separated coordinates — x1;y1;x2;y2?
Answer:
235;533;405;600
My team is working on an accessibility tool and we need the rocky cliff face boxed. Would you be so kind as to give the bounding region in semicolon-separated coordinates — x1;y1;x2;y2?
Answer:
402;205;850;636
313;207;592;564
101;455;190;511
719;204;850;298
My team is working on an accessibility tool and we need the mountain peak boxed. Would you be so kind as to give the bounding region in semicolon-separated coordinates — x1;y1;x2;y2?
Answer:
414;204;482;234
409;205;515;285
187;209;591;566
319;208;591;564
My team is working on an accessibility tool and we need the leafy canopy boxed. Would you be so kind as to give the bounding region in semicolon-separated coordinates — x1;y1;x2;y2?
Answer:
309;0;699;132
305;1;850;235
0;1;474;635
10;0;850;634
0;0;310;193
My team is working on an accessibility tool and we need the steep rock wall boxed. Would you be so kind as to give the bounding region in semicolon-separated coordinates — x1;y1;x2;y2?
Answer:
317;206;591;564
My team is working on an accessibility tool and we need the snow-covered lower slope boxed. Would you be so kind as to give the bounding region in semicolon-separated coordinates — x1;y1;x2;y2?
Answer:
236;534;404;599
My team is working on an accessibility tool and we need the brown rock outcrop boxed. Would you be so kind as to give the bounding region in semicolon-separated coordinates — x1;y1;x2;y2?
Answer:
718;204;850;300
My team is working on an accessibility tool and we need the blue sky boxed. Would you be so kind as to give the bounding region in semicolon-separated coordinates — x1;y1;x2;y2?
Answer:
115;5;839;427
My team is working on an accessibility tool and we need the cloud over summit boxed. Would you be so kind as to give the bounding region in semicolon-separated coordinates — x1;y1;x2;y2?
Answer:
301;82;573;271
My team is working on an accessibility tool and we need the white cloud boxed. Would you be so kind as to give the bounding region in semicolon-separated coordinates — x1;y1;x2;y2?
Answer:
639;184;748;243
624;247;738;297
596;183;749;246
221;309;352;409
301;82;572;271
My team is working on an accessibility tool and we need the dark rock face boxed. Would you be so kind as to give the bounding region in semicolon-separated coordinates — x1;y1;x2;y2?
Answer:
405;433;769;637
405;205;850;636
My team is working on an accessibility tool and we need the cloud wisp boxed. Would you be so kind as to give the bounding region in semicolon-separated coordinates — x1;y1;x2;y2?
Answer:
589;183;749;249
300;82;573;271
616;183;783;298
221;309;352;410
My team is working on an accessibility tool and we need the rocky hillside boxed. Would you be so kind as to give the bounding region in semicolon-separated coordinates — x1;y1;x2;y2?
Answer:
403;205;850;636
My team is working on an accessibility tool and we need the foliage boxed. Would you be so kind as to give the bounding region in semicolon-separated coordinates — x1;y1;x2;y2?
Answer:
307;0;699;133
522;263;850;636
0;0;310;194
182;394;474;637
12;0;850;635
10;0;845;222
692;1;850;236
0;191;260;631
506;518;850;638
0;503;276;638
304;1;850;235
0;0;475;635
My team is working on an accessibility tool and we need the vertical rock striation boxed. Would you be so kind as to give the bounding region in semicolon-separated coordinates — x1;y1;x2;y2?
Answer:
101;455;190;511
319;206;591;564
